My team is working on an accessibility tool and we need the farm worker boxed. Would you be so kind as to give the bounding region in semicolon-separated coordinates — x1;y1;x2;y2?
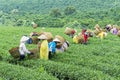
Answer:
82;28;88;44
97;31;104;39
31;22;37;29
113;27;118;35
94;24;102;32
70;29;76;38
83;32;88;44
82;28;86;35
64;27;77;38
19;35;33;61
62;41;69;51
56;41;69;53
73;35;79;44
97;31;107;40
48;38;61;58
38;34;49;60
105;24;112;32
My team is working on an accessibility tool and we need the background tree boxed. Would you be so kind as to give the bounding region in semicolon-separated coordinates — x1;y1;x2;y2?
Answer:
50;8;62;17
64;6;76;15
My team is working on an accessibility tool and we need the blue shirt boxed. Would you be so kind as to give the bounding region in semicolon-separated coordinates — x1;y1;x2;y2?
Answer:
48;41;56;53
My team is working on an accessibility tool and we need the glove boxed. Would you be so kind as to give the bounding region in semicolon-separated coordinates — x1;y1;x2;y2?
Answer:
28;52;34;55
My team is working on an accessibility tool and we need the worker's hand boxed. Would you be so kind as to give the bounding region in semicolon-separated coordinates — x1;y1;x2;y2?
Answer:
30;52;34;55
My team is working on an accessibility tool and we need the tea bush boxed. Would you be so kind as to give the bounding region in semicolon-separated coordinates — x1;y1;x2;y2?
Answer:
0;61;58;80
16;59;116;80
1;27;120;80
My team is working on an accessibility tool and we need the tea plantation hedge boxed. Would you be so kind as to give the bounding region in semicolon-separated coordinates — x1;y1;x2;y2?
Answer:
51;53;120;78
15;59;116;80
1;27;120;80
0;62;58;80
0;56;2;61
0;77;5;80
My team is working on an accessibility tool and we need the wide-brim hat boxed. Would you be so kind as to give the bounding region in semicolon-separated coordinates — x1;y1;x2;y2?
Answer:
20;36;29;42
38;34;47;39
53;38;61;43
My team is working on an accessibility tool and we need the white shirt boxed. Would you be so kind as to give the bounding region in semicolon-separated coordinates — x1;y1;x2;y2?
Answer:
19;42;30;55
62;42;68;51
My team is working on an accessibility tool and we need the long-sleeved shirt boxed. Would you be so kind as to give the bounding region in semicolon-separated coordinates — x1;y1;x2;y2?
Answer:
19;42;30;55
40;40;49;60
48;41;56;53
113;28;118;35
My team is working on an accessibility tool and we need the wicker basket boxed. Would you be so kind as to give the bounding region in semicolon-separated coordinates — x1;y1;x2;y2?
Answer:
117;30;120;37
64;27;74;35
31;36;39;44
9;47;20;58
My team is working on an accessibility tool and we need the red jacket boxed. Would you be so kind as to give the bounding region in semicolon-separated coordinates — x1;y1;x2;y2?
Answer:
83;32;88;43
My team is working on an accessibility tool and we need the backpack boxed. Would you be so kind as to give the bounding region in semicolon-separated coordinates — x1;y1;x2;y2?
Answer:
26;38;33;44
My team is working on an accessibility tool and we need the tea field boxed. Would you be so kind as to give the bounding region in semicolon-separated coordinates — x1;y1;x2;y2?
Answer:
0;26;120;80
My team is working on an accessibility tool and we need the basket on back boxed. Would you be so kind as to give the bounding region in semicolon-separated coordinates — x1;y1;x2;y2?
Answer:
42;32;53;42
77;35;84;44
31;36;39;44
31;22;38;29
117;30;120;37
54;35;65;48
64;27;74;35
9;47;20;58
30;31;53;44
94;24;102;35
87;30;94;37
73;34;84;44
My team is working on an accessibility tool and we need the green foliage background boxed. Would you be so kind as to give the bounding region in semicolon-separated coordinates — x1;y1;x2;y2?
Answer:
0;0;117;14
0;0;120;28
